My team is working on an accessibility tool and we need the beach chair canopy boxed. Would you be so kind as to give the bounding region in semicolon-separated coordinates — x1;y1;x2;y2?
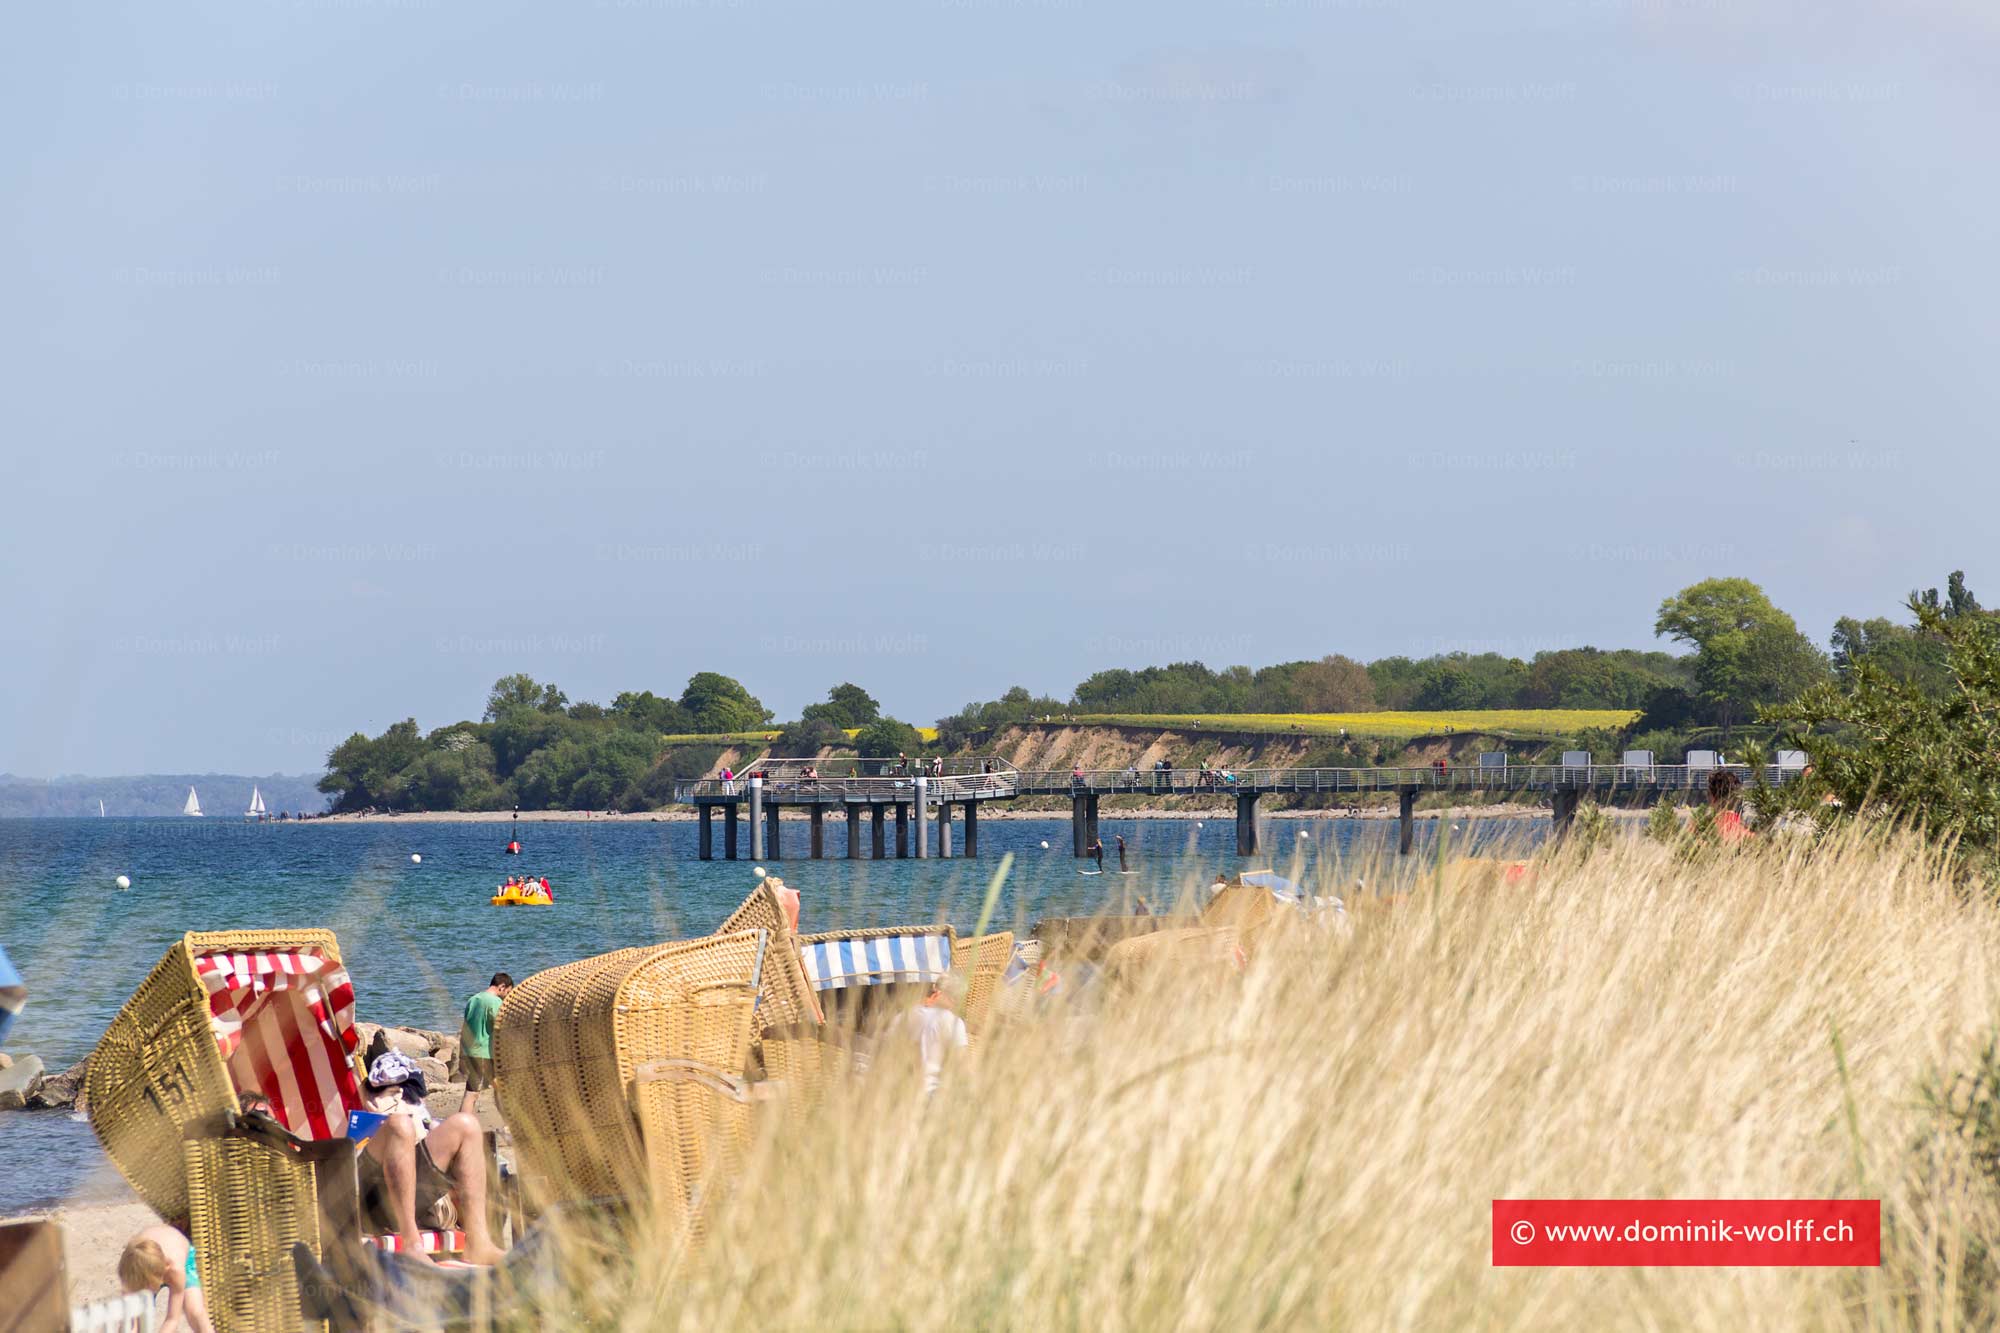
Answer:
198;948;362;1139
1236;870;1301;902
799;930;953;992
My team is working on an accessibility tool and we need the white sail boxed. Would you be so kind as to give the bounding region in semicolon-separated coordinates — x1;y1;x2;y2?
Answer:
99;799;106;817
185;786;203;817
247;786;266;817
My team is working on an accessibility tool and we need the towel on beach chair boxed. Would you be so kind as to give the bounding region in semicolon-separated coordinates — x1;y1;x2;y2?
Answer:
195;948;361;1139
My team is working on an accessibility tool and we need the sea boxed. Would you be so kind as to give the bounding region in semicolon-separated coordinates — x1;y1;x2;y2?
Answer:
0;812;1539;1214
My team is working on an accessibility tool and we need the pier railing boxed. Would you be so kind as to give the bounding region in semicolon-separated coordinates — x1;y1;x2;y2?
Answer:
676;760;1802;804
674;757;1020;803
1013;763;1805;796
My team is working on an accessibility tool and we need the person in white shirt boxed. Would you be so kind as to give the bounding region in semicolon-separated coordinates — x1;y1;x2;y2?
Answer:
884;973;970;1095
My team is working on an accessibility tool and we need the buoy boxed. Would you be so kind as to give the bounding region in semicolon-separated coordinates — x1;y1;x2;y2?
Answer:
1298;830;1309;838
1195;822;1204;829
411;854;422;864
115;874;131;890
1039;840;1049;850
752;865;767;878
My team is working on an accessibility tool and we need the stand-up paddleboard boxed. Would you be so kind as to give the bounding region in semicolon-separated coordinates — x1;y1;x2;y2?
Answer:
1078;868;1103;876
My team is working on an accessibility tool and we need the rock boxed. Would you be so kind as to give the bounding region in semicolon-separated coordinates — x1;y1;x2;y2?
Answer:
27;1059;88;1111
433;1036;460;1075
412;1055;449;1088
363;1025;436;1067
0;1052;12;1070
0;1054;45;1111
409;1028;452;1055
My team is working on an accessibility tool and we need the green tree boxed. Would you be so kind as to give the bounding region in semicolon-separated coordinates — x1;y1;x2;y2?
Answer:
1770;584;2000;868
678;672;772;733
483;673;568;720
609;690;693;735
1830;616;1950;694
1655;578;1828;734
318;720;427;811
800;682;881;729
854;717;924;759
772;717;847;756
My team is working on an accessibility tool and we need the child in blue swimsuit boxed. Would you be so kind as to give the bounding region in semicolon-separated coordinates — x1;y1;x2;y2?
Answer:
118;1222;215;1333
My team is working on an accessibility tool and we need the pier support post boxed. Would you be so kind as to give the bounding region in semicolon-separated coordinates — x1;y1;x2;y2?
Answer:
809;804;824;859
1072;795;1089;857
1551;788;1580;841
1398;786;1418;856
766;802;783;861
724;802;738;860
896;803;909;858
914;777;929;859
748;778;764;862
1085;795;1099;854
846;804;861;859
1236;792;1259;856
962;801;978;857
937;801;952;858
871;804;886;859
698;804;712;861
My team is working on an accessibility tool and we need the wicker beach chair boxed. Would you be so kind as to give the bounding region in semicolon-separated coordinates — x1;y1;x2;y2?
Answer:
716;878;820;1032
86;930;366;1333
949;930;1015;1039
492;930;767;1240
1030;914;1175;964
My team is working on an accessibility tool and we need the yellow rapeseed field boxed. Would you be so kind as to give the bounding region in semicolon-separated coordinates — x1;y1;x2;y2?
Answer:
1072;709;1639;739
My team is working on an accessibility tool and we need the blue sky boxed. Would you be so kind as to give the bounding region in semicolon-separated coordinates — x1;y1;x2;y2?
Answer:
4;0;1994;774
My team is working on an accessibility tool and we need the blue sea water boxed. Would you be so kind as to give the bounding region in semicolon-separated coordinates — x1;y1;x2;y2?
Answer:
0;812;1538;1213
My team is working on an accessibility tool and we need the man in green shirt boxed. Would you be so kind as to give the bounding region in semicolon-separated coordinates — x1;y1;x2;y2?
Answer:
458;972;513;1114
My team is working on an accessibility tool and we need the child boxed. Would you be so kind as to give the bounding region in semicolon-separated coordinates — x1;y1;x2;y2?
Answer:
118;1223;216;1333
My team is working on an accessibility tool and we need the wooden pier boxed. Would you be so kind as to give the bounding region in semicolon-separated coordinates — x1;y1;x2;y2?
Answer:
674;756;1805;859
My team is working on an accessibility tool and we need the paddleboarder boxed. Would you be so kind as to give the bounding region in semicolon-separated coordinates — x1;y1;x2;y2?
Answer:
1115;835;1127;872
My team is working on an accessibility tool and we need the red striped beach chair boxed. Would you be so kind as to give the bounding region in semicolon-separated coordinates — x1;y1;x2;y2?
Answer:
88;931;372;1333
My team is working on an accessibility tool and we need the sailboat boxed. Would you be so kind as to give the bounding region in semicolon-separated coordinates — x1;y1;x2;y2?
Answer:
99;799;106;818
184;787;203;817
246;787;267;821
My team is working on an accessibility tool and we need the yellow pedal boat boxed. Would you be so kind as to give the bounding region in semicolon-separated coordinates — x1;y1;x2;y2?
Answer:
492;881;555;907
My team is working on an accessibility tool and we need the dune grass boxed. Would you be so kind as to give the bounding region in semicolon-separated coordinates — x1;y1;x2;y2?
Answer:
495;828;2000;1330
1066;708;1639;741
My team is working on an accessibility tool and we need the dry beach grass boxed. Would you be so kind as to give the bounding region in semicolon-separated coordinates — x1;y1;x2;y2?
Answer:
519;828;2000;1331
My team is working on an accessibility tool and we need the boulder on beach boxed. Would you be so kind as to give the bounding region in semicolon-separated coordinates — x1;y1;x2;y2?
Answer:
29;1058;90;1111
0;1053;45;1110
362;1024;455;1068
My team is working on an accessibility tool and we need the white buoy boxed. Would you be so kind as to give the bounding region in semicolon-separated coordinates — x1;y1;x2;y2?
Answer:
115;874;132;890
1196;822;1204;829
1298;830;1309;838
1039;841;1049;850
753;865;767;878
411;853;422;864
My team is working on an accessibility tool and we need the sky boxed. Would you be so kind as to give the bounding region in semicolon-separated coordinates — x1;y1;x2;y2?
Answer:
3;0;1996;775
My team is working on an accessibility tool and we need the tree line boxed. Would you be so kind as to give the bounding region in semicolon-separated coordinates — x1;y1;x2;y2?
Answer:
319;573;1987;815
